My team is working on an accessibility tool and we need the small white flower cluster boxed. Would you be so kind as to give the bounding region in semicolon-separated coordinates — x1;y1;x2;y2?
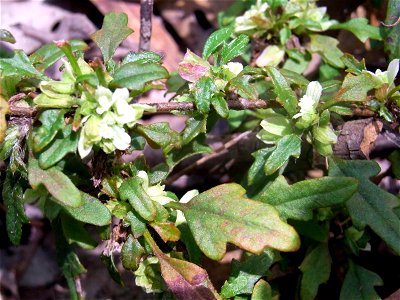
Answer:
235;0;271;34
78;87;154;158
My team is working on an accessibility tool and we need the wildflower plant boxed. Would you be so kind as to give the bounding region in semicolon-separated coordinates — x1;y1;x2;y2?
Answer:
1;1;399;299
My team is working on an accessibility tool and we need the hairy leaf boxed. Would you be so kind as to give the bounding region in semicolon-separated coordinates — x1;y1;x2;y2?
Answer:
300;243;332;300
157;252;221;300
0;50;43;78
335;73;381;102
211;94;229;118
181;116;207;145
166;136;212;170
62;192;112;226
150;222;181;243
52;217;86;299
251;279;272;300
230;75;258;100
38;125;78;169
329;158;400;255
110;62;168;90
123;51;162;64
310;35;344;69
329;18;382;42
30;40;88;71
221;34;249;63
33;109;65;152
135;122;181;154
28;158;82;208
256;176;358;221
91;12;133;62
202;27;233;59
266;67;298;116
119;178;157;221
221;250;274;298
264;134;301;175
121;235;145;271
384;0;400;60
2;172;29;245
340;262;383;300
61;212;97;249
181;183;300;260
194;76;217;114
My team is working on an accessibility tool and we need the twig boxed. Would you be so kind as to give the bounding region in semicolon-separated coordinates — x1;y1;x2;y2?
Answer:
7;99;375;117
139;0;154;52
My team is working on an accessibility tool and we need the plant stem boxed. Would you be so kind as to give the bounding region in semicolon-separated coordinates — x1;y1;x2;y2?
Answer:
139;0;154;52
164;201;184;211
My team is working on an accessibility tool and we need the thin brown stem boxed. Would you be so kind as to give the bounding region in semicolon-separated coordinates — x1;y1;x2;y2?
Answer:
139;0;154;52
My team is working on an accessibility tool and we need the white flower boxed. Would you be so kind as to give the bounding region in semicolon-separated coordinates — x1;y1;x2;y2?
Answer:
176;190;199;226
225;62;243;76
235;0;271;33
293;81;322;119
222;62;243;80
95;86;114;114
137;171;174;205
365;59;399;88
256;46;285;67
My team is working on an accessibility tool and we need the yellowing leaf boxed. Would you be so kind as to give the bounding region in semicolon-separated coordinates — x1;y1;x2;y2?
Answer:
181;183;300;260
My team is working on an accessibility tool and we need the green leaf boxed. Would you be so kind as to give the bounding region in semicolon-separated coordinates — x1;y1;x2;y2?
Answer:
125;210;147;238
156;251;221;299
221;250;274;298
335;72;382;102
109;62;168;90
181;116;207;145
194;76;217;114
256;176;358;221
340;262;383;300
30;40;88;71
309;35;344;69
266;67;298;116
0;29;16;43
28;158;82;208
341;54;366;75
181;183;300;260
221;34;250;63
119;178;157;221
61;212;97;249
166;135;212;170
230;75;258;100
251;279;272;300
122;51;162;64
211;94;229;118
121;235;145;271
2;172;29;245
38;125;78;169
135;122;181;154
32;109;65;152
150;222;181;243
264;134;301;176
202;27;233;59
299;243;332;300
330;18;382;42
384;0;400;60
91;12;133;62
62;192;112;226
52;216;86;300
101;254;124;286
0;50;43;78
329;158;400;255
248;148;273;186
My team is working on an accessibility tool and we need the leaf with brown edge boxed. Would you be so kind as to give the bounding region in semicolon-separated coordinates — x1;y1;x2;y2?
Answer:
150;222;181;243
181;183;300;260
157;252;221;300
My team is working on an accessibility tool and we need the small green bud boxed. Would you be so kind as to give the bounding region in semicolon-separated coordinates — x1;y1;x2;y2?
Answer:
313;126;337;144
